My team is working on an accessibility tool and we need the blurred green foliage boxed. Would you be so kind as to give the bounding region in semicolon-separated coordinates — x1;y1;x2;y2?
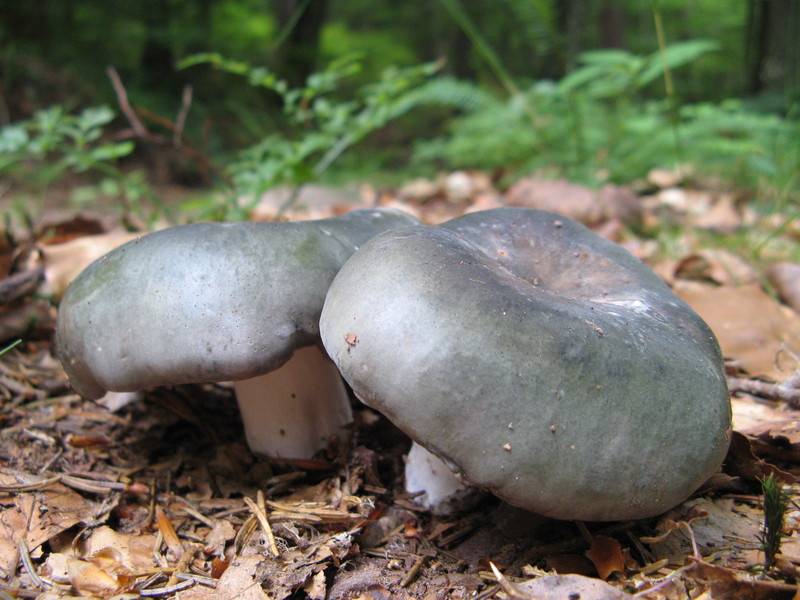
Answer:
0;0;798;218
415;42;800;193
177;54;439;218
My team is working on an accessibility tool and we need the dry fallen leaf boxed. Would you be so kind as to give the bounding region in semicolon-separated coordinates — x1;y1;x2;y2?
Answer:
0;474;95;577
179;555;268;600
506;177;640;226
80;526;157;572
646;496;763;568
731;395;800;437
250;185;369;222
544;553;596;576
67;556;125;597
685;558;797;599
768;262;800;314
673;249;758;286
586;535;626;580
37;230;140;298
303;570;327;600
203;519;236;557
515;573;630;599
676;282;800;380
724;431;795;486
692;194;742;232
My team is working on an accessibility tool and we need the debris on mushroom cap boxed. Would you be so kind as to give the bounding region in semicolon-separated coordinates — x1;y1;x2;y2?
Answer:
320;208;732;521
56;208;418;400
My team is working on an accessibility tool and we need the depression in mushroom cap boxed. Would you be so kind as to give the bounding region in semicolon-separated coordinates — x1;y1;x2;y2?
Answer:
320;208;731;521
56;208;418;459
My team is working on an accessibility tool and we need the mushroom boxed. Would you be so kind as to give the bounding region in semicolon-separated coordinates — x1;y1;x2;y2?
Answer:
320;208;731;520
404;441;482;515
56;208;418;459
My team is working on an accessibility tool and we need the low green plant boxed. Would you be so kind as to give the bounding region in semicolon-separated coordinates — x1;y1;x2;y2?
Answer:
0;339;21;358
178;53;440;219
0;105;165;224
759;473;790;572
0;105;133;180
413;41;800;200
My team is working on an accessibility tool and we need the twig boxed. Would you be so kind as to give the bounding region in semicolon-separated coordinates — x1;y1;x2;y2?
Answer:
156;506;184;559
177;498;216;528
727;375;800;408
176;572;217;588
0;475;60;493
19;540;51;589
681;522;701;560
489;562;530;600
106;66;149;138
0;268;43;305
173;85;193;147
400;555;427;588
244;493;279;557
139;579;195;596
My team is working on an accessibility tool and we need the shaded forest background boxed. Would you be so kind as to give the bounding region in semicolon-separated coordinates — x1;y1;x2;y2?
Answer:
1;0;799;220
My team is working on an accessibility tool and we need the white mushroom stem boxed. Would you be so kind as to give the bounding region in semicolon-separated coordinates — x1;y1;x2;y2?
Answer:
234;345;352;459
405;442;478;515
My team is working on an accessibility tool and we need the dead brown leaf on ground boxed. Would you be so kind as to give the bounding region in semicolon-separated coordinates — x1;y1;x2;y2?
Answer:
0;473;96;578
768;262;800;314
515;573;631;599
4;172;800;599
673;249;759;286
675;282;800;380
586;536;626;580
35;229;140;299
505;177;641;226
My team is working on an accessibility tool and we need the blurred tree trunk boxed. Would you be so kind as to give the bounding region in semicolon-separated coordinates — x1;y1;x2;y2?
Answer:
557;0;586;72
745;0;800;97
141;0;176;93
276;0;328;87
598;0;624;48
745;0;770;93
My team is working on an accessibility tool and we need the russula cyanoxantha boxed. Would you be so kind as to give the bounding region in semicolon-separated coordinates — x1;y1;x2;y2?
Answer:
320;208;731;520
56;208;418;459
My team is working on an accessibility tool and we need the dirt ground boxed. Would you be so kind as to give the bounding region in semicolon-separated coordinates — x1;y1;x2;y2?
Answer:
2;170;800;599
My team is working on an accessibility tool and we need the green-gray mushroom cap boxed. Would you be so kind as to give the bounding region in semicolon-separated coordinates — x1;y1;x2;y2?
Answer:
56;208;418;459
320;208;731;521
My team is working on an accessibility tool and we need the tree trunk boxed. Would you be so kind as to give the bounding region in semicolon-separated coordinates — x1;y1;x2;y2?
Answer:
746;0;800;97
140;0;176;93
557;0;587;72
598;0;625;48
275;0;328;87
745;0;770;94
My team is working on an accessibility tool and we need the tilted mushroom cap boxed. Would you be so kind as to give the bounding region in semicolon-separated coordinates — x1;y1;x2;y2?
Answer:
320;208;731;521
58;208;415;397
57;208;418;458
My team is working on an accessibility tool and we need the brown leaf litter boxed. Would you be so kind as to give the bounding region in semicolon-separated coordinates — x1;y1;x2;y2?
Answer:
2;170;800;598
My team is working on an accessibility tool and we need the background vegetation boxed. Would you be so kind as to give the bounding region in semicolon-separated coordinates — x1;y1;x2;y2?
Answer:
1;0;799;219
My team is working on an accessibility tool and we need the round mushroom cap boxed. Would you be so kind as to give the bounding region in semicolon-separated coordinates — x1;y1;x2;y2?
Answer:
57;208;418;399
320;208;731;521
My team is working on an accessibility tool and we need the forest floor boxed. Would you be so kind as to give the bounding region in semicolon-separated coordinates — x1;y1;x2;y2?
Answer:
1;169;800;599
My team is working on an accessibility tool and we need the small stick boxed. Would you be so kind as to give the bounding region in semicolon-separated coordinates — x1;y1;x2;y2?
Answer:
489;562;530;600
244;494;279;557
106;66;149;138
156;506;184;559
139;579;195;597
0;268;43;305
727;376;800;407
19;540;51;589
173;85;193;147
176;498;216;528
400;555;427;588
175;572;217;588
